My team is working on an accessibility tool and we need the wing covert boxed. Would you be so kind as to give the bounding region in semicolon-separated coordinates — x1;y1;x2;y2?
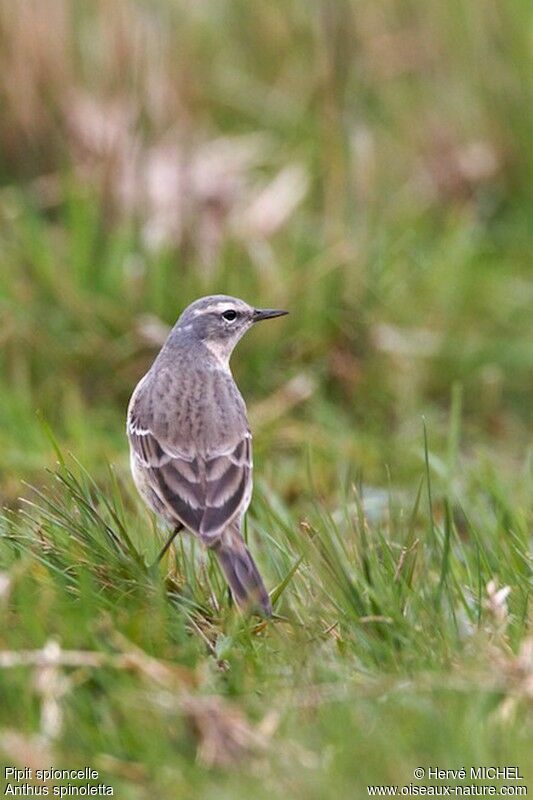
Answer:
128;417;252;542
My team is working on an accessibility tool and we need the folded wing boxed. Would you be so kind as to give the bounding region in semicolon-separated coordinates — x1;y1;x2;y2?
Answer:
128;420;252;543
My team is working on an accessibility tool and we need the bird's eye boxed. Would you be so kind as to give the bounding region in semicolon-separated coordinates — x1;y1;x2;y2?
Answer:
222;310;237;322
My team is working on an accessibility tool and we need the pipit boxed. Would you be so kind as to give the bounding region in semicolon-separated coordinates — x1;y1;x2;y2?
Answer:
127;295;288;616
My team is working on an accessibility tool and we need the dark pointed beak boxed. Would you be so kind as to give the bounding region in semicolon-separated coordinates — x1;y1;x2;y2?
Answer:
252;307;289;322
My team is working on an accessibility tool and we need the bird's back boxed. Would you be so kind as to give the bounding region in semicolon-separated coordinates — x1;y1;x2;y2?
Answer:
128;334;250;458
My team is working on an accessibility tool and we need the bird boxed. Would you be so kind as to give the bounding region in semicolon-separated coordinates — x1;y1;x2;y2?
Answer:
127;295;288;617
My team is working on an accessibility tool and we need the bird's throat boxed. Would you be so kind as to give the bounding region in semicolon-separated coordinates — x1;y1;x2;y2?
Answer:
203;339;232;371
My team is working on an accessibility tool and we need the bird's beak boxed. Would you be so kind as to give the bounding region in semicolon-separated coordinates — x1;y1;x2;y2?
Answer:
252;307;289;322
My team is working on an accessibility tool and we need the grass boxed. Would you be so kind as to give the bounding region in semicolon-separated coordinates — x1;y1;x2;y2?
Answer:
0;443;531;796
0;1;532;797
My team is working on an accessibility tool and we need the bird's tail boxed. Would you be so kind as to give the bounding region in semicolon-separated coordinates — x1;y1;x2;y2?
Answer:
211;524;272;617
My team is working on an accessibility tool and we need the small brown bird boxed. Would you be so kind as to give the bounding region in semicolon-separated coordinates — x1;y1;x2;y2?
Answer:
127;295;288;616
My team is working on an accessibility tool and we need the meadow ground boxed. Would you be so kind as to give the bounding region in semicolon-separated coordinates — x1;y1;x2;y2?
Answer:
0;3;531;798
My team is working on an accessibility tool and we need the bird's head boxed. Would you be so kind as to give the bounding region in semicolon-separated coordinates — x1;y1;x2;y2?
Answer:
176;295;288;364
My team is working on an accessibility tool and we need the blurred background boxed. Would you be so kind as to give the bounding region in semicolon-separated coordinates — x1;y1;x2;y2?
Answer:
0;0;531;504
0;3;532;796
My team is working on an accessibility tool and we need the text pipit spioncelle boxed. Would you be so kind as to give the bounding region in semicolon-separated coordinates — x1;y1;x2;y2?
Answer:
127;295;288;616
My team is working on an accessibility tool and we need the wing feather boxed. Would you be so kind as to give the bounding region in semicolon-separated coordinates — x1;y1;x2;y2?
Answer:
128;417;252;542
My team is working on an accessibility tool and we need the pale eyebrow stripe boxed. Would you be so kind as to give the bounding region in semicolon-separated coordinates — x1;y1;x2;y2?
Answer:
193;303;238;316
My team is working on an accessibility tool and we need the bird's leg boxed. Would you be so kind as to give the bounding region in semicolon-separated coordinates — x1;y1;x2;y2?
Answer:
156;523;184;563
